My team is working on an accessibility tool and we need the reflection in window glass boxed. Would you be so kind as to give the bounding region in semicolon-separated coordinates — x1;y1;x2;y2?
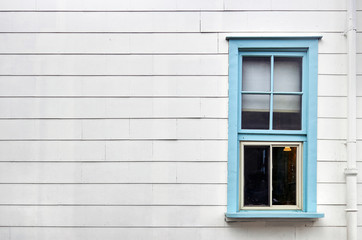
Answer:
273;95;301;130
272;147;297;205
244;146;270;206
242;94;270;129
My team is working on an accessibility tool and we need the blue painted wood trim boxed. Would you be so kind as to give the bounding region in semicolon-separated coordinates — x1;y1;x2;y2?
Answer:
226;36;322;40
225;212;324;219
227;41;239;213
227;37;322;219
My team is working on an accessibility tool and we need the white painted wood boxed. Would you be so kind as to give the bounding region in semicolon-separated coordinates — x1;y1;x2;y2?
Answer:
317;140;347;161
358;141;362;162
224;0;346;10
0;33;218;54
317;184;346;204
317;119;347;140
357;119;362;139
176;162;227;183
318;97;347;118
0;98;227;118
0;205;345;227
0;119;227;140
0;226;305;240
201;12;346;32
0;184;227;205
0;205;227;227
0;0;354;237
0;141;106;161
175;119;228;139
0;120;83;140
219;33;348;54
319;54;348;75
0;0;349;11
358;33;362;53
317;162;347;183
82;120;130;140
296;227;346;240
0;162;226;183
357;76;362;97
0;12;200;32
312;205;346;227
318;75;347;97
0;76;228;97
0;55;228;76
0;0;224;11
358;54;362;74
357;97;362;118
107;140;228;162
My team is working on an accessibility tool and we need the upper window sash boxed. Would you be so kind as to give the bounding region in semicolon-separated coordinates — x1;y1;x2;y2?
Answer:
238;51;307;134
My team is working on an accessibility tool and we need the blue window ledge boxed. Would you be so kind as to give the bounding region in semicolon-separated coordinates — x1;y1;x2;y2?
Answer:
225;211;324;220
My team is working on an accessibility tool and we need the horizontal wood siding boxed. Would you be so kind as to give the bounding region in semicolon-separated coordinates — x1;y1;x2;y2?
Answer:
0;0;357;239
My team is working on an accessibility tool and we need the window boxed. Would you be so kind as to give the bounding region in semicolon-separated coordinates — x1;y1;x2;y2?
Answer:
226;37;324;219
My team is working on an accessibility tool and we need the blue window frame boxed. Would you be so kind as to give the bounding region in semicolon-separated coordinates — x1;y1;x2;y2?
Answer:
226;37;324;219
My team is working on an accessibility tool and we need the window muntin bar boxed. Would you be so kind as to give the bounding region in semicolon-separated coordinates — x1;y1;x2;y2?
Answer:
240;54;304;131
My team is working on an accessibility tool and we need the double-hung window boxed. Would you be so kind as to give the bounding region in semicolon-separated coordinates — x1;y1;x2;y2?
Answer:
226;37;324;219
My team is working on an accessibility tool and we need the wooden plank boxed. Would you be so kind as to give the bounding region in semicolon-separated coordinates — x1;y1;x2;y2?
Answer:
201;12;346;32
219;33;347;54
317;119;347;140
0;205;227;227
296;227;347;240
0;119;227;140
0;76;228;97
0;12;200;32
0;205;345;227
0;162;227;183
0;33;218;54
0;184;227;205
318;97;347;118
317;183;345;204
0;55;228;76
0;0;224;11
0;141;107;161
224;0;346;10
0;98;228;118
0;226;302;240
317;140;347;161
0;0;348;11
318;75;347;97
317;162;347;183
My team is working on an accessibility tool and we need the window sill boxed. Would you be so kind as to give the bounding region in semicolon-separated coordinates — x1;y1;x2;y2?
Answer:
225;211;324;221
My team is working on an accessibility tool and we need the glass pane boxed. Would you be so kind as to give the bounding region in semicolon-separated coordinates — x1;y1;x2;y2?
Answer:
273;95;301;130
242;57;271;92
244;146;270;206
274;57;302;92
242;94;270;129
272;146;297;205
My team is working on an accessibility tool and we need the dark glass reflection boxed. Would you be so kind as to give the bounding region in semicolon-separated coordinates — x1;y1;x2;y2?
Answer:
244;146;270;206
242;94;270;129
273;95;301;130
272;147;297;205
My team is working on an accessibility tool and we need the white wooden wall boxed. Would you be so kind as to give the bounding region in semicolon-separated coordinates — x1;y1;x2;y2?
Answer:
0;0;361;239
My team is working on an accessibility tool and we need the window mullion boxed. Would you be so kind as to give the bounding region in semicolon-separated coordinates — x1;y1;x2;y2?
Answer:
269;56;274;130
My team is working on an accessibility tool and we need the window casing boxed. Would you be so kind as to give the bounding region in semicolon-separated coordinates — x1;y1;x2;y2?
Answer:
226;37;324;219
241;142;302;210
